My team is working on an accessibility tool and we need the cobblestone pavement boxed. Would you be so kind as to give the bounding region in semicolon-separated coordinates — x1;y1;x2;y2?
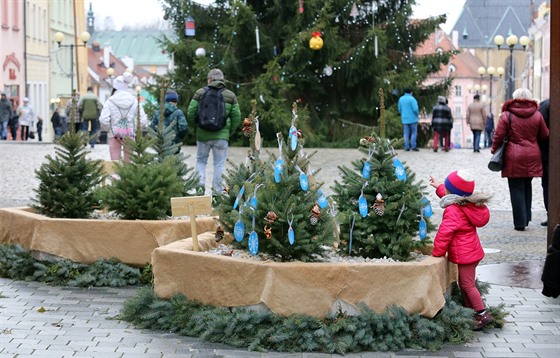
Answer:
0;142;558;357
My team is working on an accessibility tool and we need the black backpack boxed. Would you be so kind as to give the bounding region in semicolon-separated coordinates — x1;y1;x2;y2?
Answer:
196;86;227;131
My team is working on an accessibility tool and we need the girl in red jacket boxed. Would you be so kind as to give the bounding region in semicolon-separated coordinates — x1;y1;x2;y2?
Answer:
429;170;493;330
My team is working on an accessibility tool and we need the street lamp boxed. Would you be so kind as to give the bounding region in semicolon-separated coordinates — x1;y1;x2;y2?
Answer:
106;67;115;87
54;31;91;94
477;66;505;116
493;34;530;99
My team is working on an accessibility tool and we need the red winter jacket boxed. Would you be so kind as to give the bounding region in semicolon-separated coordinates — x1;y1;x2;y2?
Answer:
492;98;549;178
432;184;490;265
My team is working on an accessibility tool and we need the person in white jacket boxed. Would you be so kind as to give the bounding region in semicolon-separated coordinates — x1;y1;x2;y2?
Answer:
16;97;35;141
99;72;147;162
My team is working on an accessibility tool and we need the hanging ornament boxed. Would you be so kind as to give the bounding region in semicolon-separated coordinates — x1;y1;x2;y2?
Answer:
274;134;284;183
309;31;323;50
310;203;321;225
323;65;333;77
422;197;433;218
371;193;385;216
248;215;258;255
419;207;427;240
299;0;304;14
255;26;260;53
264;211;278;224
195;47;206;57
264;225;272;239
254;118;261;151
234;211;245;242
242;117;252;137
362;146;374;179
393;158;406;181
233;185;245;210
289;125;298;150
316;189;328;209
184;15;195;37
358;182;369;218
359;136;376;146
295;165;308;191
287;213;295;245
250;184;264;210
215;224;225;242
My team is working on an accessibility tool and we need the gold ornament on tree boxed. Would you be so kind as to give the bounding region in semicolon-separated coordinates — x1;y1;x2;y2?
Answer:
264;225;272;239
309;31;323;50
371;193;385;216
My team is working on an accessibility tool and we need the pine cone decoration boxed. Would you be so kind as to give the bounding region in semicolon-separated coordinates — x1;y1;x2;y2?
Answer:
371;193;385;216
215;225;225;242
242;118;253;137
264;211;278;224
264;225;272;239
310;203;321;225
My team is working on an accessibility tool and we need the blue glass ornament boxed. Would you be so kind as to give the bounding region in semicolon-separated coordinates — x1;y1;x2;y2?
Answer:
317;190;328;209
358;195;368;218
393;158;406;181
274;158;284;183
250;195;258;209
288;227;295;245
300;172;308;191
233;186;245;210
248;231;259;255
422;197;433;218
289;125;298;150
362;162;371;179
419;219;427;240
234;220;245;242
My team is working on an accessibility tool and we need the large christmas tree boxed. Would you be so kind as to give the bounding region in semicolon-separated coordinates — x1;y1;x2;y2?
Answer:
159;0;453;146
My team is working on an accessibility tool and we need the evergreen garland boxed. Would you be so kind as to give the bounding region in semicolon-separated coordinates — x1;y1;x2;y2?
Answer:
32;92;103;218
119;285;505;354
0;244;151;287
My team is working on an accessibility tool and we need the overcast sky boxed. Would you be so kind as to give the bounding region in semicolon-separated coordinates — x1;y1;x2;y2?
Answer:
88;0;465;33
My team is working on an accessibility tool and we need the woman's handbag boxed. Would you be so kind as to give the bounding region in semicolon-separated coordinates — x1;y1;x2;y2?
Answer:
488;113;512;172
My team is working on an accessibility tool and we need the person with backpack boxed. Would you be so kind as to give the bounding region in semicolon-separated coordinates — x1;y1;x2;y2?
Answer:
78;86;103;148
150;89;188;153
99;72;148;162
187;68;241;195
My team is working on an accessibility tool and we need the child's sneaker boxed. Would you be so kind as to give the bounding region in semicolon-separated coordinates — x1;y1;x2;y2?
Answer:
474;311;494;331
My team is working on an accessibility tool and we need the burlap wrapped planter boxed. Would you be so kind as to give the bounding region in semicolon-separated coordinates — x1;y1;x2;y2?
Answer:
153;235;457;318
0;207;216;266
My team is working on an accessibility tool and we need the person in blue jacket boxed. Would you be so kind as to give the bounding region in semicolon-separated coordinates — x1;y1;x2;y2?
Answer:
398;88;419;151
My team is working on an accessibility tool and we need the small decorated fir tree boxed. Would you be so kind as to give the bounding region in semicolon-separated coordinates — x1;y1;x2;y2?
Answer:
150;84;200;196
214;102;335;262
332;90;433;260
101;94;184;220
33;92;103;218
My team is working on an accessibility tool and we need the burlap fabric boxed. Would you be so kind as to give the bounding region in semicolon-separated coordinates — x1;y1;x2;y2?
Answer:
153;235;457;318
0;207;217;266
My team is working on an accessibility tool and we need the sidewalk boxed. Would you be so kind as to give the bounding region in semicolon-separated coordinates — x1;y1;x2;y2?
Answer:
0;142;558;357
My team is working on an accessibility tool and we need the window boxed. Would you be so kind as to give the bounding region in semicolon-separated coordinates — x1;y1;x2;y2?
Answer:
454;85;462;97
455;107;462;118
2;0;9;28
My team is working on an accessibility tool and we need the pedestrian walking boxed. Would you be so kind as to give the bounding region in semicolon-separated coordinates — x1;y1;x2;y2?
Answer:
466;94;486;153
397;88;419;151
0;93;14;140
36;116;43;142
150;89;188;153
484;113;494;148
16;97;35;141
187;68;241;195
78;86;103;148
429;170;493;330
538;98;550;226
431;95;453;152
66;93;83;134
99;72;148;162
491;88;549;231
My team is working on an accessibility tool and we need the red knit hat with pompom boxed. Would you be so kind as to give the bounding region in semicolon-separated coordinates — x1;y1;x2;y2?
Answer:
444;170;475;197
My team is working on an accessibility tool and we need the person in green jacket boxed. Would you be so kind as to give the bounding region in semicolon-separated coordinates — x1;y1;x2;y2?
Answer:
78;87;103;148
151;89;188;154
187;68;241;195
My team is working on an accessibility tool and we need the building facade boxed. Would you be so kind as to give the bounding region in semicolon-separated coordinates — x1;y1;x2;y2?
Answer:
1;0;25;113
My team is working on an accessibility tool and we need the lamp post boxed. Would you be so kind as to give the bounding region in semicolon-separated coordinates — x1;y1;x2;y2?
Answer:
477;66;505;116
493;34;530;100
54;31;91;94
